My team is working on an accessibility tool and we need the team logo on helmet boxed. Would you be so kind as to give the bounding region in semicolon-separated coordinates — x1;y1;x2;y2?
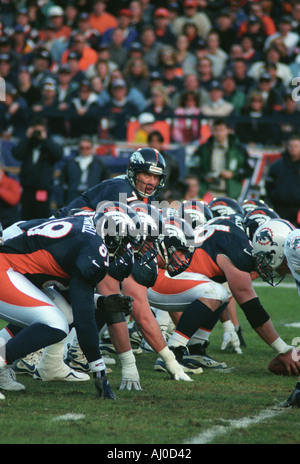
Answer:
255;227;278;246
288;236;300;251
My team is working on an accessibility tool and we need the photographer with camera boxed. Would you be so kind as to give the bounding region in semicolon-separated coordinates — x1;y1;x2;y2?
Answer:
11;116;63;219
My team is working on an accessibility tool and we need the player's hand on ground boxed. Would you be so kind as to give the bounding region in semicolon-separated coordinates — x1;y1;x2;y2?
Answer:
94;374;117;400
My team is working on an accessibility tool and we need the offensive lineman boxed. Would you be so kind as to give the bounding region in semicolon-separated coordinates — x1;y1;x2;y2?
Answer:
0;205;138;400
148;215;300;377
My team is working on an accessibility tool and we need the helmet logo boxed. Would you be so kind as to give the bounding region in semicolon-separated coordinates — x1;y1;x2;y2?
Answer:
255;227;278;246
288;236;300;250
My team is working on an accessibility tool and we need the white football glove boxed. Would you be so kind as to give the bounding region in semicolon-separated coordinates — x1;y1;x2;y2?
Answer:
118;350;142;391
221;320;242;354
159;347;193;382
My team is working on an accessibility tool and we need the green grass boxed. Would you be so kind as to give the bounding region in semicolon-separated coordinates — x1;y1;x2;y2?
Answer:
0;282;299;444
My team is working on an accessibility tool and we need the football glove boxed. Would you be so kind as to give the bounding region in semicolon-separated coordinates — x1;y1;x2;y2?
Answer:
96;294;134;316
94;373;117;400
221;320;242;354
160;347;193;382
119;350;142;391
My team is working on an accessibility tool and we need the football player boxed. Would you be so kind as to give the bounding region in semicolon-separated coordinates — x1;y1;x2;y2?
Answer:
252;219;300;407
62;148;194;389
147;214;300;377
0;203;138;399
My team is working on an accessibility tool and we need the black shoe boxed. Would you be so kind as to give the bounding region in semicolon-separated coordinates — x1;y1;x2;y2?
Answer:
154;345;203;375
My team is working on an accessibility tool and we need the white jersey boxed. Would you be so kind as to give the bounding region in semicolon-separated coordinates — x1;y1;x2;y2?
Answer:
284;229;300;296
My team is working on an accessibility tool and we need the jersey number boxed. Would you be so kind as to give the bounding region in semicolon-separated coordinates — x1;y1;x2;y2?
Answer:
27;221;73;239
194;224;230;245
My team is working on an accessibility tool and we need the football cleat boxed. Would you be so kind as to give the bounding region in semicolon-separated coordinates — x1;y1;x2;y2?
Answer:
99;343;117;355
64;343;90;373
12;350;44;376
184;342;227;369
33;365;90;382
0;366;25;391
139;338;155;353
279;386;300;408
0;391;5;400
155;345;203;375
128;322;143;346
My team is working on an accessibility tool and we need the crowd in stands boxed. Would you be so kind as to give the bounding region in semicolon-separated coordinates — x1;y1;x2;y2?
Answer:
1;0;300;145
1;0;300;226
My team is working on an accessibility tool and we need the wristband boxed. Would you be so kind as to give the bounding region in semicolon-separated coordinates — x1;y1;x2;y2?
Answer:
270;337;293;355
89;358;106;373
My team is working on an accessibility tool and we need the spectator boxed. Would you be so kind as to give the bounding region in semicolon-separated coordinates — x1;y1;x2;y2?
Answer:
230;58;256;94
61;32;98;72
65;51;87;84
69;79;100;138
11;116;63;220
160;62;184;100
206;30;228;78
0;162;21;228
172;90;201;144
97;69;146;113
273;89;300;142
107;27;129;70
30;78;69;139
139;25;162;70
86;58;111;89
264;16;299;58
123;57;150;95
182;22;201;51
39;5;72;41
27;48;53;88
86;43;118;78
153;7;177;46
147;129;180;200
171;72;209;109
235;91;277;146
201;80;234;119
0;53;18;88
265;134;300;227
133;112;156;144
16;65;41;107
240;34;263;64
0;84;29;139
89;0;118;35
75;12;102;51
173;0;211;39
0;35;20;73
189;118;251;200
213;10;237;54
221;71;246;115
55;135;110;208
144;84;173;121
254;72;283;113
56;64;79;107
239;14;267;53
101;9;138;50
197;56;219;93
129;0;147;36
9;25;35;60
38;23;68;64
247;45;293;87
100;78;139;140
174;34;197;75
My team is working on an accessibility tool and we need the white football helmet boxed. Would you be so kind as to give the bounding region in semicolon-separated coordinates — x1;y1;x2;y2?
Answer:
252;218;295;286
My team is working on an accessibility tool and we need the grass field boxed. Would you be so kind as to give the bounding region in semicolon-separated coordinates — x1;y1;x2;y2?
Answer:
0;281;299;445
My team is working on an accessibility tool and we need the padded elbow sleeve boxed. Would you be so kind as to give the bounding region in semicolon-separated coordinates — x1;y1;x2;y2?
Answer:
240;297;270;329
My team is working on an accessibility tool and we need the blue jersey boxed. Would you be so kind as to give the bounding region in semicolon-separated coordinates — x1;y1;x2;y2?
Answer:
189;217;254;282
57;175;154;217
0;216;110;362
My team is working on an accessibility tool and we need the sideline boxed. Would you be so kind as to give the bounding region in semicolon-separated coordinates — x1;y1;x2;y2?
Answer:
183;407;286;444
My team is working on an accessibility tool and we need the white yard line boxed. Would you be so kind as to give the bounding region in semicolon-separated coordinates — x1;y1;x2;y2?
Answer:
183;407;286;444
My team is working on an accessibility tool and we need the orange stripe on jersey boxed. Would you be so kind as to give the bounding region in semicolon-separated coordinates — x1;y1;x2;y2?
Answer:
0;271;53;307
152;269;208;294
0;250;70;281
187;248;224;279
